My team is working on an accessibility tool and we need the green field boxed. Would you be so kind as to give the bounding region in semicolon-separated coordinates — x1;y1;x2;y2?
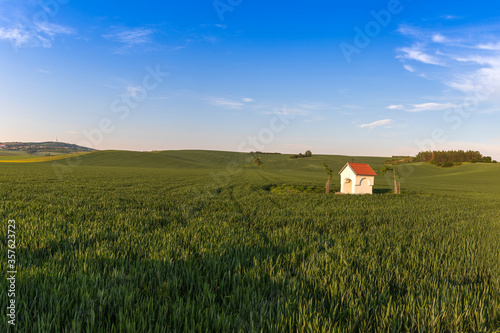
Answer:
1;151;499;332
0;151;68;161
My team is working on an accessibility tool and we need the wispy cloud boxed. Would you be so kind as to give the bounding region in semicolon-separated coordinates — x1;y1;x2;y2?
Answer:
100;22;232;53
396;23;500;108
170;24;227;51
388;102;457;112
0;22;74;48
206;97;244;109
35;68;51;74
476;42;500;51
397;45;444;66
442;15;461;20
103;27;154;44
359;119;393;129
403;64;415;72
205;96;256;109
102;27;155;53
431;33;447;43
408;102;457;112
206;96;332;122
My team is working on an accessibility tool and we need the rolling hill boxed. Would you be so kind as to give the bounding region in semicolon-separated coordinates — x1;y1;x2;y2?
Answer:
18;149;500;194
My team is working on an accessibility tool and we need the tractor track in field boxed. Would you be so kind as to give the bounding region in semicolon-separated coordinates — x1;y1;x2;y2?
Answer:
251;168;277;185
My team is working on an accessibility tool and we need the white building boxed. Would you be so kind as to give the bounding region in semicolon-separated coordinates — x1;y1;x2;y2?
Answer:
339;163;377;194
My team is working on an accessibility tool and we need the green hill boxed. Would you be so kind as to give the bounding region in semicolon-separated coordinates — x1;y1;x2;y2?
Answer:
75;150;387;172
75;150;250;169
401;162;500;194
43;149;500;195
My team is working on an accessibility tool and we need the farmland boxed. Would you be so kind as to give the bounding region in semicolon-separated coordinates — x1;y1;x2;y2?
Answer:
1;150;499;332
0;152;90;163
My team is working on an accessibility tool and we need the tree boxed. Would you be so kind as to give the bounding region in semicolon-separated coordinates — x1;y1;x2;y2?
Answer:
322;162;334;194
305;150;312;157
381;165;400;194
482;156;492;163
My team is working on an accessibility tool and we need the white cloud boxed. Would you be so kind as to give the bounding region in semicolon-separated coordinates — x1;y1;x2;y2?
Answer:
397;24;500;107
242;97;254;103
103;27;154;45
443;15;461;20
102;27;155;53
0;27;30;46
35;68;51;74
403;64;415;72
397;25;422;38
432;34;447;43
389;102;457;112
359;119;393;129
0;22;74;48
408;102;457;112
446;57;500;96
36;23;73;37
206;97;244;109
398;45;444;66
476;42;500;51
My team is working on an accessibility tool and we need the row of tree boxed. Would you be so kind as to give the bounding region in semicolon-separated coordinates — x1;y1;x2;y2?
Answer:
290;150;312;159
415;150;496;164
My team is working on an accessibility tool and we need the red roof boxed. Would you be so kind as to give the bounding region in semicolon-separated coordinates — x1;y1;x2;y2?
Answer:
346;163;377;176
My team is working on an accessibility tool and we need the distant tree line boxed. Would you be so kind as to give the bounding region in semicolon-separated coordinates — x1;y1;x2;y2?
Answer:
290;150;312;159
2;142;94;152
249;151;281;154
416;150;496;165
386;150;497;167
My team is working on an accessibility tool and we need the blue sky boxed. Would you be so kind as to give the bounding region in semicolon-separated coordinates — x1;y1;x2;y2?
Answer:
1;0;500;159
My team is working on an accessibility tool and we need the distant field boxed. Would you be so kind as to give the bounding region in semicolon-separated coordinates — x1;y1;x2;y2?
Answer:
0;152;89;163
0;150;498;332
0;155;38;161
